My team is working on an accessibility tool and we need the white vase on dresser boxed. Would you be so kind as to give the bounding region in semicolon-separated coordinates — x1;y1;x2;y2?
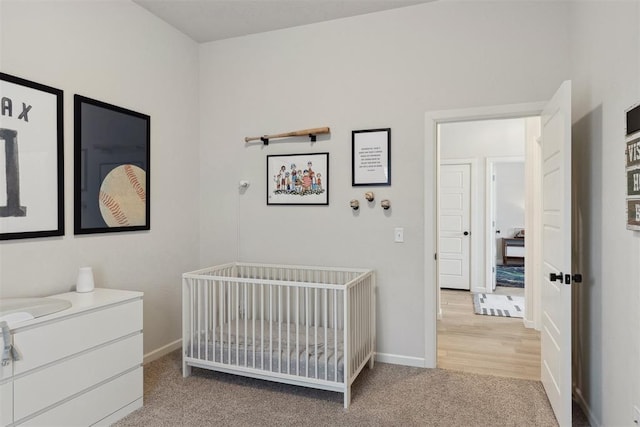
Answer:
0;288;143;426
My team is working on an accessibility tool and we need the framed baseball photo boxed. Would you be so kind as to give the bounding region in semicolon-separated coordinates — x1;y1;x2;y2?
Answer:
0;72;64;241
74;95;150;234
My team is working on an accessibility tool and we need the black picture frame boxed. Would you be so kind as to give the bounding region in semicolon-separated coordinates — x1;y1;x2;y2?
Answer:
352;128;391;186
0;72;64;241
267;152;329;205
74;95;150;234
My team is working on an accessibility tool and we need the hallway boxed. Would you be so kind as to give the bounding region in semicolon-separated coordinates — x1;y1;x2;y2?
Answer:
437;289;540;381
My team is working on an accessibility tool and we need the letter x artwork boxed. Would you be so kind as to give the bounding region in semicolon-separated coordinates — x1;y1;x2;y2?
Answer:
0;73;64;240
266;153;329;205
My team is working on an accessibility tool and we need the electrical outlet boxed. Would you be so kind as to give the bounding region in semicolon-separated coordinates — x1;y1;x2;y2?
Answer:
633;405;640;424
394;227;404;243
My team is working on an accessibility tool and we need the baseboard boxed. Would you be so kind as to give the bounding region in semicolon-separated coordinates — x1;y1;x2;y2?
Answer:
573;387;599;427
523;318;535;329
375;352;426;368
143;338;182;365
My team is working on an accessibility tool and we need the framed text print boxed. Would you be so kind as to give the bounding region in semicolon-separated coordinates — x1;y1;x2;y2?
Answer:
626;102;640;231
0;73;64;240
74;95;150;234
352;128;391;186
267;152;328;205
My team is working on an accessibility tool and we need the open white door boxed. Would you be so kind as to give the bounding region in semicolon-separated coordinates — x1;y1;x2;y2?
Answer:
540;80;573;426
439;163;471;290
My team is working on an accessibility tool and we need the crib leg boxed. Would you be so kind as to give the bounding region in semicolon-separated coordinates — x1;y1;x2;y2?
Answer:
344;387;351;410
369;354;375;369
183;362;192;378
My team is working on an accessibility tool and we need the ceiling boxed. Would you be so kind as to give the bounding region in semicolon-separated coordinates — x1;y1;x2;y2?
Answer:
133;0;434;43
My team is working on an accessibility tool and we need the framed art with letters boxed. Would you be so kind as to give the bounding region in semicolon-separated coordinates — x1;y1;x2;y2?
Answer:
626;102;640;231
0;72;64;240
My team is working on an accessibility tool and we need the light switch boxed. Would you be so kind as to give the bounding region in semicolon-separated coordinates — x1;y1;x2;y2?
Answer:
394;227;404;243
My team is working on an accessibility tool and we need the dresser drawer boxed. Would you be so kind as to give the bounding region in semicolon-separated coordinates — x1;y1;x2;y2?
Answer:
18;367;143;427
1;381;12;427
13;299;142;375
14;333;142;421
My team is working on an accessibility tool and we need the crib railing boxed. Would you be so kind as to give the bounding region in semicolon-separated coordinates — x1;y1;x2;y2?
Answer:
182;263;375;408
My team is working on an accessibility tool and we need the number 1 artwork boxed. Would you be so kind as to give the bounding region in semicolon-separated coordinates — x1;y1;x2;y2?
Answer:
0;73;64;240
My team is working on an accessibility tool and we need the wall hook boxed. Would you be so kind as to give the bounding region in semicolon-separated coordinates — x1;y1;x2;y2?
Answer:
381;199;391;210
364;191;375;202
350;199;360;210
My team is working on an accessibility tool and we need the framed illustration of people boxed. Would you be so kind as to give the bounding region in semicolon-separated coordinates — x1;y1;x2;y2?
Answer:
267;152;329;205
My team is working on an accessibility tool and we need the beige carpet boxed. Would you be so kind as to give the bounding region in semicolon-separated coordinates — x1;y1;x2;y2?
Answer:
113;350;569;426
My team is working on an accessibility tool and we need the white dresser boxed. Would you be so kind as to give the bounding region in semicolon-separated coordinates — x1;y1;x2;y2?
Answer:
0;288;143;426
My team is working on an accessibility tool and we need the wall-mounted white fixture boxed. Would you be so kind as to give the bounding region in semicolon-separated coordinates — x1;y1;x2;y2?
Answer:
76;266;95;293
239;180;250;188
381;199;391;210
350;199;360;210
364;191;375;202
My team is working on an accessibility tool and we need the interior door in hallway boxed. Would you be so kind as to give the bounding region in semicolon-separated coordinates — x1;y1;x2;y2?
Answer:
439;163;471;290
540;80;573;427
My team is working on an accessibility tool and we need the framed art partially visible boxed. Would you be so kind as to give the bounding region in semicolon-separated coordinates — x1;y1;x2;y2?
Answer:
626;102;640;231
74;95;150;234
352;128;391;186
267;152;328;205
0;72;64;240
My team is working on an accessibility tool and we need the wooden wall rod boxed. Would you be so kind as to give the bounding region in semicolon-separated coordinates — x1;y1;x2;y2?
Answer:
245;127;330;144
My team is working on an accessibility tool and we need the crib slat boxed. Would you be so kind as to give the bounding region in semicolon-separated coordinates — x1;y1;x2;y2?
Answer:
323;289;328;381
305;287;309;378
296;286;300;376
252;283;256;368
278;285;282;373
287;286;291;375
314;287;318;379
261;283;264;370
205;281;209;362
269;284;273;372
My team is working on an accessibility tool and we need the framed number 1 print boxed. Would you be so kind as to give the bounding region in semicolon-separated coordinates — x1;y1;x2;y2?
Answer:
0;73;64;240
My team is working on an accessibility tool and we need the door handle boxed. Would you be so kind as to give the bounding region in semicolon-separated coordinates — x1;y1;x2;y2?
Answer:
549;272;563;282
463;231;470;236
564;273;583;284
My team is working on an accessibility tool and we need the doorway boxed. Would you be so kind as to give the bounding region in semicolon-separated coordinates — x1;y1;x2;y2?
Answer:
436;117;538;379
487;157;526;294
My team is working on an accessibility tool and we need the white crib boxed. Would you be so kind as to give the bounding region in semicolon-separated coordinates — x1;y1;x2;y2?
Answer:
182;262;376;408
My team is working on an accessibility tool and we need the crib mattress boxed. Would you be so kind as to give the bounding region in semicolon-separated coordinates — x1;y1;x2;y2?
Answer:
188;320;345;382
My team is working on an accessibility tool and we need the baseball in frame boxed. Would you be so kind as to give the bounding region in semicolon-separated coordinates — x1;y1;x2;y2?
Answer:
74;95;150;234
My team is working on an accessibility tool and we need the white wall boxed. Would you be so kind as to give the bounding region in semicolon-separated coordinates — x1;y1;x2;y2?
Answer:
440;118;526;289
0;1;201;356
198;2;571;362
569;2;640;425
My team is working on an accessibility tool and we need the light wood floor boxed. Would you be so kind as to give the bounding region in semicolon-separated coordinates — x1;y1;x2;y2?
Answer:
437;288;541;381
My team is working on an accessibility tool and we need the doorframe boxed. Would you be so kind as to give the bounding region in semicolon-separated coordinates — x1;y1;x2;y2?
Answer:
439;159;477;297
424;101;545;369
485;156;525;294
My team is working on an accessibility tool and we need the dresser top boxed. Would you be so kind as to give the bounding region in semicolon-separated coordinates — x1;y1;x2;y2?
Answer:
8;288;143;331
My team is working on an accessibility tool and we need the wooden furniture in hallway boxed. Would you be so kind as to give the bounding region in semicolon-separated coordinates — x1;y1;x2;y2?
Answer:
437;289;540;381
